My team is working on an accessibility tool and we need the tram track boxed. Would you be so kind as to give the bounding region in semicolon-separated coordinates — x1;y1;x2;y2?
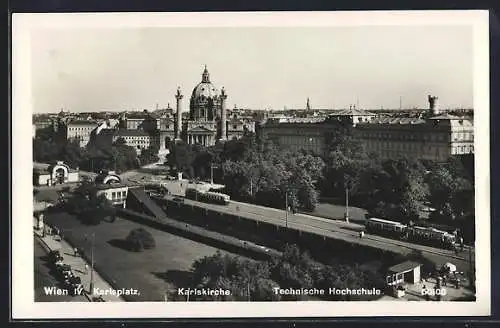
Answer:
163;195;473;263
242;207;466;260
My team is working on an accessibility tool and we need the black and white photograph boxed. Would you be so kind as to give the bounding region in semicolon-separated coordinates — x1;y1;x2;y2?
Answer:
12;11;490;318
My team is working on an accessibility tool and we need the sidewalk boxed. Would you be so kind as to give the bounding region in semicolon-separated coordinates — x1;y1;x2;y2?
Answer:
33;217;124;302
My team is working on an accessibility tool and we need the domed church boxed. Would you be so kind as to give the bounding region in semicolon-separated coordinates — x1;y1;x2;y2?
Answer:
172;66;239;146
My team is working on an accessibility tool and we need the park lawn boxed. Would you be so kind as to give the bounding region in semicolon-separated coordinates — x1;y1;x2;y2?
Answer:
44;212;240;301
311;203;368;223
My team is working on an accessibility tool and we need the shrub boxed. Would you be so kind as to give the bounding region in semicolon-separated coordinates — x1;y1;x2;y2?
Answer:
126;228;156;252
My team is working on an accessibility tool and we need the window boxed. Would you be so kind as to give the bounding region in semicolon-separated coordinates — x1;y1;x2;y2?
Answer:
233;125;237;129
111;192;116;199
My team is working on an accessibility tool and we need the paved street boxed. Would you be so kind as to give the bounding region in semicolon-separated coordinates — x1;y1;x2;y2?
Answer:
34;218;124;302
34;236;88;302
163;195;475;273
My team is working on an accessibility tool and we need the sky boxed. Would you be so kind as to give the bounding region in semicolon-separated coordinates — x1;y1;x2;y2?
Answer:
30;25;473;113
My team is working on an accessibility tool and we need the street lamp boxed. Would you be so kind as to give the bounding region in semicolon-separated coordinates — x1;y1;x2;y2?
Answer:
344;175;350;223
85;232;96;294
344;187;349;223
285;191;289;229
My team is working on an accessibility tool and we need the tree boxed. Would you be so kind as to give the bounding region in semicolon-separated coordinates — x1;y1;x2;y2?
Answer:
67;182;116;225
427;164;474;221
167;141;195;177
361;158;428;222
138;145;160;166
126;228;156;252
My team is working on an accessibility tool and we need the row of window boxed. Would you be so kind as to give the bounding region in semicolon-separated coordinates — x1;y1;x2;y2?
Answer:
364;140;474;154
279;136;320;145
68;126;94;131
452;133;474;141
452;146;474;154
358;131;450;142
111;190;127;199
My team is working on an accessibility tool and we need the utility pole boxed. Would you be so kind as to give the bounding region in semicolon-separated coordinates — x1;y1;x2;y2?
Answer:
344;186;350;223
285;191;288;228
210;164;214;184
250;179;253;196
247;279;251;301
399;96;402;110
90;232;95;294
469;245;474;289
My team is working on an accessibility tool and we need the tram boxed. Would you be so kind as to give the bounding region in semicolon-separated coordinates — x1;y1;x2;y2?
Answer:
365;217;457;249
185;188;230;205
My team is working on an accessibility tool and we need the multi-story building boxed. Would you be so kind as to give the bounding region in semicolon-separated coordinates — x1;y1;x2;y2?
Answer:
95;183;129;208
33;116;55;131
354;96;474;162
112;129;154;154
121;111;160;131
66;120;99;147
259;116;343;155
32;124;36;139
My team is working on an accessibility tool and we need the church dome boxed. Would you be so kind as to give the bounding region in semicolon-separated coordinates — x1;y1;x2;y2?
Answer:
191;66;220;100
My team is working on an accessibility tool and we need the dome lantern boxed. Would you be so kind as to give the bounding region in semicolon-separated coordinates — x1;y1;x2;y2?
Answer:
202;65;210;83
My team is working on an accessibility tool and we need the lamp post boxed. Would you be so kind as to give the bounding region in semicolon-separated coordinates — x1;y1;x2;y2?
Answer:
285;191;289;229
89;232;95;294
344;187;349;223
344;175;350;223
210;163;214;184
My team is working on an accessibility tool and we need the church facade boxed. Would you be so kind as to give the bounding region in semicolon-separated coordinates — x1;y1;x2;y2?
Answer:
171;66;247;147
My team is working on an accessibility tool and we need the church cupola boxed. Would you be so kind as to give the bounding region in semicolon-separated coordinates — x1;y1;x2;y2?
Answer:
202;65;210;83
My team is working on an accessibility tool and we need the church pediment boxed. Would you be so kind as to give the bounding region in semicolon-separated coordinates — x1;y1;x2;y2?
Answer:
188;125;215;133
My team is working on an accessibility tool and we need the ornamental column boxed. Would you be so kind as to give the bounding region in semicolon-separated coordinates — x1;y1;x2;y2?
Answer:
175;87;183;140
220;87;228;141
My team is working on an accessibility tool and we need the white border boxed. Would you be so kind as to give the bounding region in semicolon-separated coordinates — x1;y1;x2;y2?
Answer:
12;11;491;319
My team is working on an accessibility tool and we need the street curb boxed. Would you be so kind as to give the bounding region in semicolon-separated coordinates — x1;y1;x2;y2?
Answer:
34;224;118;302
34;231;52;253
34;230;92;302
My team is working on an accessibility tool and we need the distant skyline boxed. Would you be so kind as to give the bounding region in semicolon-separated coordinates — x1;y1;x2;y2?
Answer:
30;26;473;113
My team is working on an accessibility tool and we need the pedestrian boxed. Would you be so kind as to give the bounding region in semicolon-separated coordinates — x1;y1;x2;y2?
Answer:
74;247;78;257
84;264;89;274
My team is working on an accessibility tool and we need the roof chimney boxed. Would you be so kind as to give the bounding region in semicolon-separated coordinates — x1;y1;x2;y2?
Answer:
428;95;439;115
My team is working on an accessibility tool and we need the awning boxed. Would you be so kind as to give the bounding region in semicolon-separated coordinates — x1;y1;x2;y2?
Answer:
442;262;457;272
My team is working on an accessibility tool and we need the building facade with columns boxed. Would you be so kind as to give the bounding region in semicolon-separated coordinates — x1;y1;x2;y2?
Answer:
170;66;247;147
353;95;474;162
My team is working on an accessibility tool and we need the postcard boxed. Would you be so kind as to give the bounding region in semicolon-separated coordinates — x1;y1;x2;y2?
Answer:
12;10;490;319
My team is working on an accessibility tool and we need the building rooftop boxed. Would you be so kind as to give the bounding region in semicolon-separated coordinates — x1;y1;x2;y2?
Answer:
388;261;422;274
67;120;99;126
428;113;463;120
126;111;160;119
95;183;129;190
115;129;151;137
329;108;376;116
267;117;328;124
360;117;427;125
